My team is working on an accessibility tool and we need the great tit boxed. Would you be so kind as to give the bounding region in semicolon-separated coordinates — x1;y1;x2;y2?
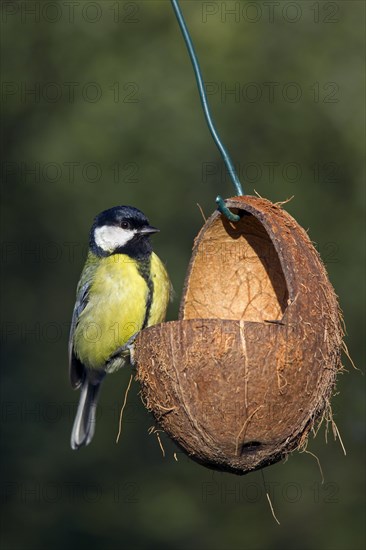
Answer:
69;206;171;450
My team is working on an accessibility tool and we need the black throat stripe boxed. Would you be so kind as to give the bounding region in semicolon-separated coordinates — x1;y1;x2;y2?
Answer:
137;258;154;329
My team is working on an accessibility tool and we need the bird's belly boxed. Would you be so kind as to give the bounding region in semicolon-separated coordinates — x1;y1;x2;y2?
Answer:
74;257;148;370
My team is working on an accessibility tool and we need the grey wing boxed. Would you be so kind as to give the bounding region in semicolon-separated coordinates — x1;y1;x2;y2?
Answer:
68;282;90;389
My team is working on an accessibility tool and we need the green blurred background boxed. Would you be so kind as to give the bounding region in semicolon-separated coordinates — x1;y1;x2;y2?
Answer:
1;1;365;549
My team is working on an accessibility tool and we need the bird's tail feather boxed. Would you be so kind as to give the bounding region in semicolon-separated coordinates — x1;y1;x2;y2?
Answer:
71;377;103;450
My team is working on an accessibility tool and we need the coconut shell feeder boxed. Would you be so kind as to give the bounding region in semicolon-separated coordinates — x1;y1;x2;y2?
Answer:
134;195;343;474
132;2;344;475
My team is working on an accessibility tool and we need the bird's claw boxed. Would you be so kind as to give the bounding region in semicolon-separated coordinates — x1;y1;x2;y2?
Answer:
108;332;139;367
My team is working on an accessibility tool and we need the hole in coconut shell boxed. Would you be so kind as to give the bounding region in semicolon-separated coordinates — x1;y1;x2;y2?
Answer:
240;441;263;454
182;210;289;322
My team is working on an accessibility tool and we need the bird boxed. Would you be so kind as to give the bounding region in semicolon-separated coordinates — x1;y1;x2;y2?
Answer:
69;206;171;450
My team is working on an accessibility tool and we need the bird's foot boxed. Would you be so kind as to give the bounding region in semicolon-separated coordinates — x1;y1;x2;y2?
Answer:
107;333;139;369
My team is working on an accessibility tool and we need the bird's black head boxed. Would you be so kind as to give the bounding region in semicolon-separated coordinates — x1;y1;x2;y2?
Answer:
89;206;159;259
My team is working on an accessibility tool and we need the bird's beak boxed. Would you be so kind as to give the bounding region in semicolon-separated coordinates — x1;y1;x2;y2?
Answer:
138;225;160;235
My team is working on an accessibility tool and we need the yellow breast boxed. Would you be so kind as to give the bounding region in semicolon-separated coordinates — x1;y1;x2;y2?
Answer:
148;252;171;326
74;252;170;370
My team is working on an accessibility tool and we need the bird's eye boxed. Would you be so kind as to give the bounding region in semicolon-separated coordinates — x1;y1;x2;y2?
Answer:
121;221;130;229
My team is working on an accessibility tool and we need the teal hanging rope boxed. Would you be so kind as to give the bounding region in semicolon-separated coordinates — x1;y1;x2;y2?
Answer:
170;0;243;222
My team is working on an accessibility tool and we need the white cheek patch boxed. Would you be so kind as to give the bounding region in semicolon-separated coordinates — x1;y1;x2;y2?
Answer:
94;225;136;252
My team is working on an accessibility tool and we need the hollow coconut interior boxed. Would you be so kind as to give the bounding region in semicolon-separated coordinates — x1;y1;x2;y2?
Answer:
181;210;289;322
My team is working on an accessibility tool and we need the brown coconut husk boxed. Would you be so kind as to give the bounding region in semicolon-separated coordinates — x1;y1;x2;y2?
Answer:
134;196;343;474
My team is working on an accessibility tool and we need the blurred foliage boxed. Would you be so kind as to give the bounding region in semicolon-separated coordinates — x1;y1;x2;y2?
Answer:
1;1;365;549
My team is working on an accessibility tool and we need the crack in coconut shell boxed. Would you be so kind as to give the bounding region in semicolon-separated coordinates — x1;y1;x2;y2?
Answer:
134;196;343;475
